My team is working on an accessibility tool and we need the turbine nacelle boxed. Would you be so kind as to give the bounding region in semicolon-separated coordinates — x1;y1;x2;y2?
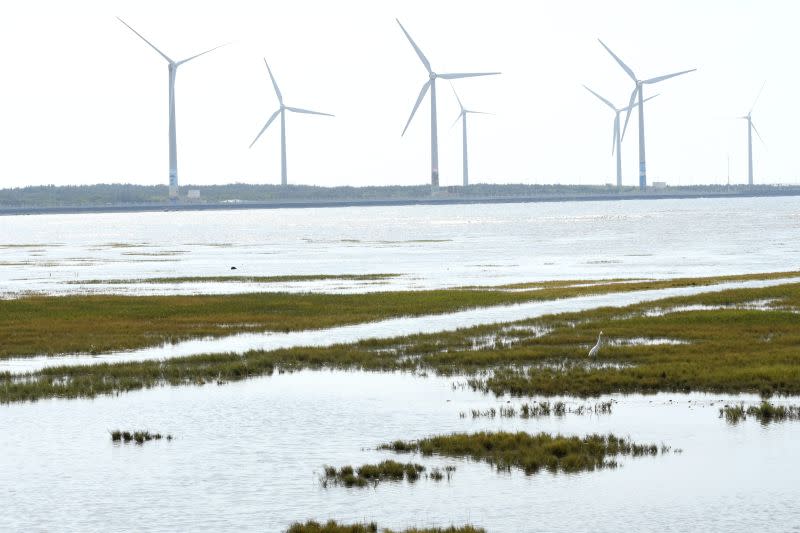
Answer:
249;60;333;187
598;39;695;143
117;16;227;201
397;19;500;137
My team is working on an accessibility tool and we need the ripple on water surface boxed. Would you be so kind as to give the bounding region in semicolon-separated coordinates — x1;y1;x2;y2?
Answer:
1;371;799;532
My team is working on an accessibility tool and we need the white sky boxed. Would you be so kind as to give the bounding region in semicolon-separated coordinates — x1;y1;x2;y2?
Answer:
0;0;797;189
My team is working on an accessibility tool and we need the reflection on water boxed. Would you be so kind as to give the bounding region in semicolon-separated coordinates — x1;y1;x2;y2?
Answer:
3;277;798;374
1;370;798;532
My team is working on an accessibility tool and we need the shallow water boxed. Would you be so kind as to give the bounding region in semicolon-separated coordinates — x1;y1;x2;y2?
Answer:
3;197;800;532
1;196;799;297
1;370;798;532
4;276;797;374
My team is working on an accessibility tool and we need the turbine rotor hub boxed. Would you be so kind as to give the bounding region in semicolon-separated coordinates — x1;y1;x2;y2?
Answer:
430;72;437;80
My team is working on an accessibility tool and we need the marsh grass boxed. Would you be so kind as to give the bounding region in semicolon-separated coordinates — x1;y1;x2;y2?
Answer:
286;522;484;533
428;465;456;482
719;401;800;424
287;521;378;533
4;270;797;359
0;280;601;358
110;430;172;444
321;461;425;488
465;400;613;419
381;432;662;475
5;278;800;402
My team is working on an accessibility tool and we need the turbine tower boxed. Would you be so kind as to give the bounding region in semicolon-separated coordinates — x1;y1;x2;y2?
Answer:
397;19;500;190
598;40;695;191
583;85;657;188
450;84;491;187
249;60;333;186
740;83;766;186
117;18;226;202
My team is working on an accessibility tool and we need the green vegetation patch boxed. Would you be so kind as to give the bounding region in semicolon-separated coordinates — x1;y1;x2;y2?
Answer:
110;430;172;444
381;432;664;475
3;270;797;359
3;278;800;403
720;401;800;424
321;461;427;487
286;522;484;533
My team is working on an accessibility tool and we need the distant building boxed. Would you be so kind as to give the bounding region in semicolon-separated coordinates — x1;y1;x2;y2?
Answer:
651;181;667;189
187;189;201;200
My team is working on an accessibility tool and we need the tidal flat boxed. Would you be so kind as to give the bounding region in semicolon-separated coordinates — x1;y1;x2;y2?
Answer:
2;276;800;403
2;270;797;359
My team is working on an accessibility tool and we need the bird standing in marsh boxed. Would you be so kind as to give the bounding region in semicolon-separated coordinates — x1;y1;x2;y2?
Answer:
588;331;604;358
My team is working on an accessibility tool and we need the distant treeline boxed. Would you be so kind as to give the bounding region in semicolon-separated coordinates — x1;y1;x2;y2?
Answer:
0;182;796;207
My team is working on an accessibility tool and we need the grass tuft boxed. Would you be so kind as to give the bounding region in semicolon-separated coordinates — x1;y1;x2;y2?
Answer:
285;522;484;533
110;429;171;444
321;461;426;488
720;401;800;425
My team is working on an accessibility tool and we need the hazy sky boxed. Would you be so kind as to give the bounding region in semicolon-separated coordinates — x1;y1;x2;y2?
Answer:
0;0;797;189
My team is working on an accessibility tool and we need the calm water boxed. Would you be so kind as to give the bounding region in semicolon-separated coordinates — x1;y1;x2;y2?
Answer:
1;197;799;297
2;197;800;532
1;371;799;532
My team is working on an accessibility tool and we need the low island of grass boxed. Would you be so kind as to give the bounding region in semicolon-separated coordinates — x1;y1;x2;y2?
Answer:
321;461;426;487
286;522;484;533
110;430;172;444
381;432;665;475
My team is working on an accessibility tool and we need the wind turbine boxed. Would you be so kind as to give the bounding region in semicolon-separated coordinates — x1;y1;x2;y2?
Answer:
739;83;766;186
598;40;695;191
397;19;500;190
249;60;334;186
117;17;227;202
583;85;657;188
450;84;491;187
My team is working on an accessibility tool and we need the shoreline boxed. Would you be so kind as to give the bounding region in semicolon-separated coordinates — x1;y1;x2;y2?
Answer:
3;188;800;216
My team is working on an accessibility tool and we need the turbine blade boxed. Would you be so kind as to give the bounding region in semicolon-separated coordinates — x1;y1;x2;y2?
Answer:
612;116;619;156
285;107;334;117
451;111;464;128
621;93;659;112
249;109;281;148
750;81;766;114
598;39;636;81
264;60;283;105
396;19;431;73
438;72;501;79
751;122;765;145
583;85;616;111
449;81;464;111
620;87;638;141
176;43;228;66
117;17;173;63
402;80;431;136
643;69;696;84
466;110;492;115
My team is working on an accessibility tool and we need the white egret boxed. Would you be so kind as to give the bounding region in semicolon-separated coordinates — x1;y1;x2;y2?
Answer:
588;331;604;358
